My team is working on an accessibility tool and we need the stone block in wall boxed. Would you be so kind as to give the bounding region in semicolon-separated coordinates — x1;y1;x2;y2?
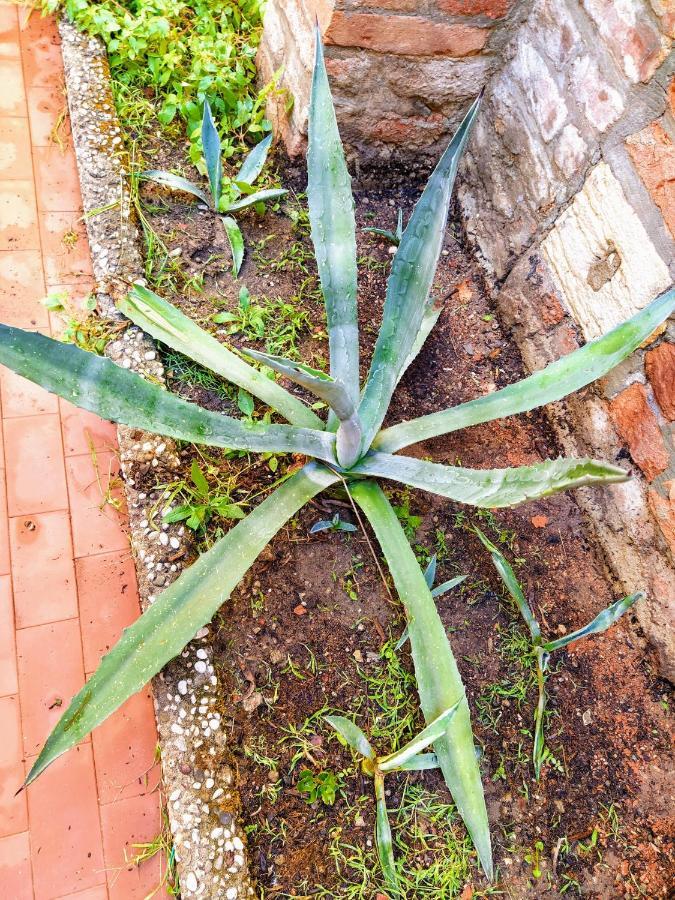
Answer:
435;0;514;18
325;12;490;56
646;341;675;419
626;121;675;238
609;383;670;481
582;0;671;83
541;162;671;339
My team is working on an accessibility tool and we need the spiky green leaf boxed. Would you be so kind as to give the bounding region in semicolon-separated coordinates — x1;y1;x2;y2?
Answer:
352;452;629;508
141;170;211;206
474;527;540;639
25;463;338;783
543;592;643;653
379;700;461;772
121;286;323;429
324;715;375;760
374;774;399;897
236;133;273;186
375;286;675;453
201;99;223;205
0;326;336;463
222;215;244;276
396;752;441;771
433;574;467;597
223;188;288;213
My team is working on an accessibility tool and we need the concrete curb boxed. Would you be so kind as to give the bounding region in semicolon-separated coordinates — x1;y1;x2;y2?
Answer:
58;18;256;899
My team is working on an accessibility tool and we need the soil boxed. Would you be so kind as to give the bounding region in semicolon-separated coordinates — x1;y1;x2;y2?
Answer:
129;140;674;899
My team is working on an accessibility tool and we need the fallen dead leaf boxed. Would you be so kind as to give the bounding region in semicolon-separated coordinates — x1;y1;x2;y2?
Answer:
531;514;549;528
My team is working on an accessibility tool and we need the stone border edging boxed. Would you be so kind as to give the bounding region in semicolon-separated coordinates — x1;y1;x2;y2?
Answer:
57;18;256;899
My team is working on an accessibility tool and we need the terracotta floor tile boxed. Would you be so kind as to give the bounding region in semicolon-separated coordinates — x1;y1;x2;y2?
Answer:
76;550;139;673
10;510;78;629
0;249;48;328
55;887;109;900
65;451;129;557
0;479;9;576
26;744;105;898
60;398;118;457
27;83;69;147
1;363;58;417
0;180;40;250
39;211;93;284
0;58;26;115
4;413;68;515
0;4;20;58
32;144;82;212
0;116;32;178
92;687;159;805
19;11;63;90
0;831;33;900
16;617;86;756
100;793;166;899
0;694;28;837
0;575;18;696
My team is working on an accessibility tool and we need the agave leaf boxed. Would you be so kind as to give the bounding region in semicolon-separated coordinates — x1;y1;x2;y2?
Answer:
236;132;273;186
375;286;675;453
221;215;244;276
374;773;399;897
307;29;360;418
543;592;643;653
423;554;437;589
433;574;467;597
363;226;399;245
25;462;338;783
121;286;323;429
533;646;548;781
358;93;482;450
379;700;461;772
141;170;211;207
351;480;493;879
396;752;441;771
352;452;629;508
474;527;541;640
223;187;288;213
201;99;223;206
324;715;375;760
396;299;443;388
0;325;337;463
395;208;404;242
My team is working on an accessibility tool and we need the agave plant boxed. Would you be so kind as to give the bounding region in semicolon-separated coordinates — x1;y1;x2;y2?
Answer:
474;527;643;779
364;207;404;246
1;29;673;881
142;99;287;275
326;704;461;897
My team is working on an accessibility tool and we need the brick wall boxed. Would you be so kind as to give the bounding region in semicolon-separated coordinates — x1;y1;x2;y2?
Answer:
257;0;521;161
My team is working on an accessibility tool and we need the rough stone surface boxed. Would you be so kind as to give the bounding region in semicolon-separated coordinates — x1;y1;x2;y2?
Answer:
645;341;675;419
626;120;675;238
59;19;255;899
541;163;671;339
609;382;670;481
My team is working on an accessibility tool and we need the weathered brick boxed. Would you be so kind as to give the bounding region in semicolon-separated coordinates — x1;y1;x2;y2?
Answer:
570;56;624;133
582;0;670;83
609;382;670;481
436;0;513;18
648;482;675;556
625;121;675;238
649;0;675;39
346;0;418;9
645;341;675;420
325;12;489;56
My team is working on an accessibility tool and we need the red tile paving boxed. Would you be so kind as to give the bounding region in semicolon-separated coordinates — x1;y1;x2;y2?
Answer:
0;5;166;897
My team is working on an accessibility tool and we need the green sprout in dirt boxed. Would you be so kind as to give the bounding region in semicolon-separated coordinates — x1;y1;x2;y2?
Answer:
474;527;643;780
326;704;461;897
142;100;287;275
297;768;345;807
364;207;404;246
310;513;357;534
43;289;124;355
1;28;673;883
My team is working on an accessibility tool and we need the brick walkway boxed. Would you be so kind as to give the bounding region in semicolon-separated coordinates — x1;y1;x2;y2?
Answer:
0;6;168;898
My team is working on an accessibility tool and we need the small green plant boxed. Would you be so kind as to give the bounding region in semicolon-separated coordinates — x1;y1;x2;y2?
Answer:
142;100;286;275
310;513;357;534
297;768;344;806
2;29;673;884
326;703;460;897
474;527;643;779
212;285;313;358
363;208;404;246
162;459;245;530
524;840;545;879
43;290;123;354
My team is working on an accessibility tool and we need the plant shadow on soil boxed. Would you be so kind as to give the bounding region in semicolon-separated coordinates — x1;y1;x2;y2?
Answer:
128;144;674;899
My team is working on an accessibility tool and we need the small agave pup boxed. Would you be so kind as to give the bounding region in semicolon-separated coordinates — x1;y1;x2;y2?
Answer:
0;29;673;883
142;99;287;275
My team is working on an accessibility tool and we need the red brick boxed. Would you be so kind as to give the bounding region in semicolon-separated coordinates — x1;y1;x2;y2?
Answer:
0;695;28;837
0;249;48;329
99;793;165;899
0;575;18;696
436;0;512;18
626;122;675;239
0;831;33;900
4;413;68;516
26;744;106;898
16;617;86;756
348;0;418;9
325;12;489;56
65;451;129;557
645;341;675;420
648;482;675;557
92;687;159;805
609;382;670;481
76;550;140;674
9;511;78;629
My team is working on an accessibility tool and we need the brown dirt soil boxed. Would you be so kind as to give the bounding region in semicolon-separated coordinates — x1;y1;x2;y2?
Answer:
129;142;674;899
